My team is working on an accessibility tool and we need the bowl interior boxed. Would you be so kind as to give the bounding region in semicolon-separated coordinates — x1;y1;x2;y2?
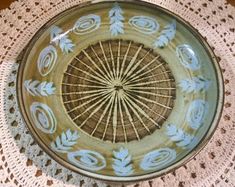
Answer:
17;0;223;182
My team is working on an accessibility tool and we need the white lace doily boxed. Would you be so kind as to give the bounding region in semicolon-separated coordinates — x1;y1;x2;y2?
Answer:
0;0;235;186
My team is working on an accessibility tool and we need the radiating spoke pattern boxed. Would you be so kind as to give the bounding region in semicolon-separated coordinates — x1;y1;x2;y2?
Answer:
62;40;176;143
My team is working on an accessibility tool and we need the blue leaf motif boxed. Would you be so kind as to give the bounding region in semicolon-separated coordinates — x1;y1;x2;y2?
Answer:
51;129;79;153
109;3;125;36
112;147;133;176
166;124;195;149
50;25;75;54
26;80;56;97
179;76;211;93
153;20;176;48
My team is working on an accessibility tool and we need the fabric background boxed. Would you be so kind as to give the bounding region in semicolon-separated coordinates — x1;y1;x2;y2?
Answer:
0;0;234;186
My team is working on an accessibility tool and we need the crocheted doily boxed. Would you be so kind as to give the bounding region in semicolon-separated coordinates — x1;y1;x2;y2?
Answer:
0;0;234;186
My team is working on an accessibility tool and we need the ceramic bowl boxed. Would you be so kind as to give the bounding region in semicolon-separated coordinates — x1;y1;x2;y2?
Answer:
17;0;224;182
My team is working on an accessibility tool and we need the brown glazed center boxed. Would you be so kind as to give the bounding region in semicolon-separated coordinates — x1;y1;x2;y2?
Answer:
62;40;176;143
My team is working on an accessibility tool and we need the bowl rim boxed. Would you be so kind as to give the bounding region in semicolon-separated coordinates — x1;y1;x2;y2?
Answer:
16;0;225;183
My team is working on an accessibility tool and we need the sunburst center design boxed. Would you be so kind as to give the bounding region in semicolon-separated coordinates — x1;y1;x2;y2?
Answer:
62;40;176;143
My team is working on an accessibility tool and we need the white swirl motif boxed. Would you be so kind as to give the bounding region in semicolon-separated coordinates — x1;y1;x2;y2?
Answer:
176;44;200;71
30;102;57;134
186;99;209;129
73;14;101;35
68;150;106;171
140;148;176;171
129;16;159;34
37;45;57;76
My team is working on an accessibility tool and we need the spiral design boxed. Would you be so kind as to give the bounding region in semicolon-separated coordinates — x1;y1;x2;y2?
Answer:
176;44;200;71
37;45;57;76
73;14;101;35
30;102;57;134
67;150;106;171
140;148;176;171
129;16;159;34
186;99;208;129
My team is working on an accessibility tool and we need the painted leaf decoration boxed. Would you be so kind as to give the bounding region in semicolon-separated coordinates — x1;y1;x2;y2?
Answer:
50;25;75;54
155;35;168;47
55;136;65;150
51;129;79;153
24;80;56;97
61;132;67;143
109;3;125;36
170;128;184;141
59;35;75;54
112;147;133;176
72;131;79;139
185;137;199;149
66;129;72;138
176;134;193;147
165;124;177;136
37;82;47;96
24;80;39;96
50;25;63;45
45;82;55;95
162;23;176;39
166;124;194;149
109;2;123;17
154;20;176;48
179;76;211;93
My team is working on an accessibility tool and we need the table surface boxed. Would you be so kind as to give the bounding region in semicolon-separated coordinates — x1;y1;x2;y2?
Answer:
0;0;235;9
